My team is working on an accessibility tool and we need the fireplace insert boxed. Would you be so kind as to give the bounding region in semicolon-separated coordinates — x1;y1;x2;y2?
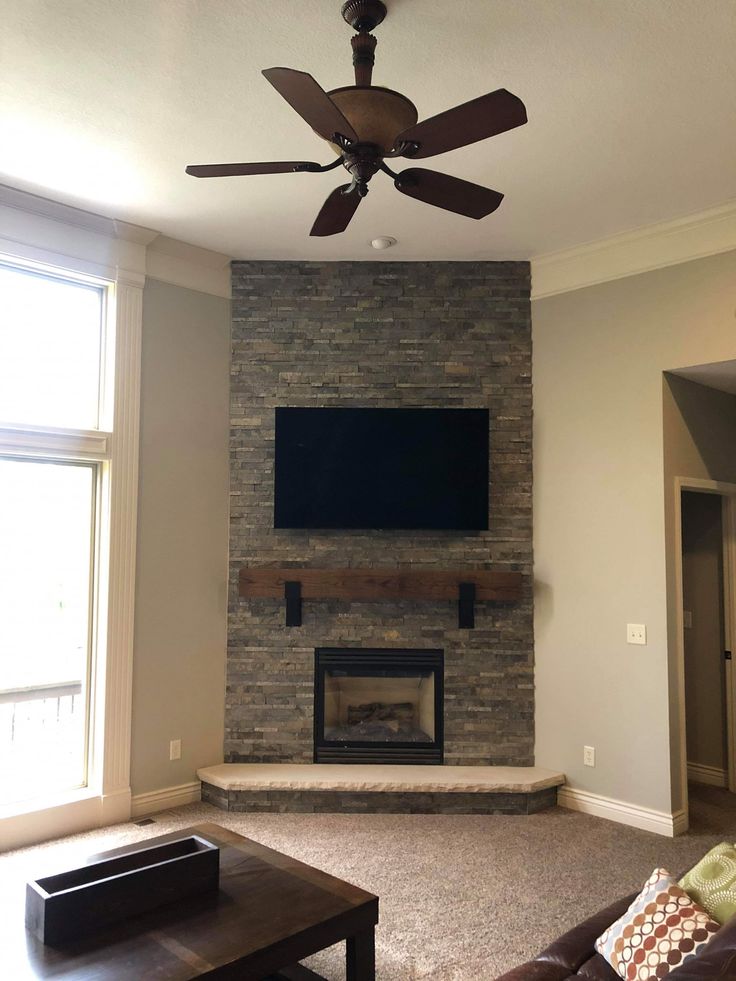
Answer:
314;648;444;764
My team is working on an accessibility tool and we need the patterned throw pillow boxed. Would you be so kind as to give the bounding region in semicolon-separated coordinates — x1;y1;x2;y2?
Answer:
679;841;736;924
596;869;675;966
595;868;720;980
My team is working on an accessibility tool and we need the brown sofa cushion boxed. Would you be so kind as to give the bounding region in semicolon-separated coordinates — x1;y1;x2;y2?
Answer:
495;889;736;980
537;893;637;974
493;965;575;981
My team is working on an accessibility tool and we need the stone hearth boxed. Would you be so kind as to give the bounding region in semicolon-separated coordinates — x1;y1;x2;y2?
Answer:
198;764;565;815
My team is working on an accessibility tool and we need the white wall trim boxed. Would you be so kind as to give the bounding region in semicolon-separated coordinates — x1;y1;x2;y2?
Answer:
0;182;156;243
0;424;110;461
672;808;689;836
0;182;231;298
0;789;137;852
1;793;103;852
131;781;202;818
687;762;728;787
147;236;231;299
558;786;684;837
531;199;736;300
0;190;148;286
94;280;143;816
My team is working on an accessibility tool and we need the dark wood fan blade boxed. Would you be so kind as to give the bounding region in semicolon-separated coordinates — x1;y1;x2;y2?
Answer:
186;161;322;177
310;184;362;236
394;168;503;219
394;89;527;159
262;67;358;144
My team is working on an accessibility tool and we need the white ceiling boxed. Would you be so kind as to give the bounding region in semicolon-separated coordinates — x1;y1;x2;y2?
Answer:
1;0;735;261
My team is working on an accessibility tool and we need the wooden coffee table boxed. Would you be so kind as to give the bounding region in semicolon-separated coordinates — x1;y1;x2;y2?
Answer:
3;822;379;980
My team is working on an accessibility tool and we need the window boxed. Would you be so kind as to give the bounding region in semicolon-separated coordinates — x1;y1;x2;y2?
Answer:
0;199;142;850
0;459;96;805
0;266;104;429
0;261;109;809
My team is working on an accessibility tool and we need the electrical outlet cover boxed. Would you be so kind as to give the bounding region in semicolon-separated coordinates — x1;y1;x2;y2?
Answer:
627;623;647;645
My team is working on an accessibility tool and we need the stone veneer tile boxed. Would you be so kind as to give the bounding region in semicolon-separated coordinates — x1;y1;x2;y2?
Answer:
201;783;558;815
228;261;532;766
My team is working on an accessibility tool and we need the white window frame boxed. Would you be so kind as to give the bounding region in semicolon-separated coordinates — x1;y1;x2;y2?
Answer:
0;218;143;849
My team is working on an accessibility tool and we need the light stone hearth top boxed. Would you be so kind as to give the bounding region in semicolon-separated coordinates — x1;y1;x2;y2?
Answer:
197;763;565;794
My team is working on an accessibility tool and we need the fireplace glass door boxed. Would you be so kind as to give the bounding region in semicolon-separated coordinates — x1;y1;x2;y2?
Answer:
314;648;443;764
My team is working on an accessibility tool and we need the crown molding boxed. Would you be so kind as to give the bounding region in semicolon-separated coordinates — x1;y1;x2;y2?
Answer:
0;182;158;243
0;183;232;297
9;181;734;302
146;235;231;299
531;200;736;300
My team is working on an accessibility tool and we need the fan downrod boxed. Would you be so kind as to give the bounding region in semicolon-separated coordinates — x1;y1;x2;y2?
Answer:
341;0;387;33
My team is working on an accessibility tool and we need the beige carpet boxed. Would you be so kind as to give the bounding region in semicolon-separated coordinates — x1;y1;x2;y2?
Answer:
3;788;736;980
687;780;736;835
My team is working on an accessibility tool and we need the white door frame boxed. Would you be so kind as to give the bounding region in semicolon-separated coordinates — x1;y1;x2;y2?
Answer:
674;476;736;818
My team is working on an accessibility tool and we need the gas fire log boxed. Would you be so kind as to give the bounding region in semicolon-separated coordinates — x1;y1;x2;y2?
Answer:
347;702;415;724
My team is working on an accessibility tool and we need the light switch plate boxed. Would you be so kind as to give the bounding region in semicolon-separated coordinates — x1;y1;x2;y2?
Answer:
627;623;647;645
683;611;693;629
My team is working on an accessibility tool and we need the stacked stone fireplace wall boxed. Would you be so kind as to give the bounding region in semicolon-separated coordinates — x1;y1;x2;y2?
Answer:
227;260;533;766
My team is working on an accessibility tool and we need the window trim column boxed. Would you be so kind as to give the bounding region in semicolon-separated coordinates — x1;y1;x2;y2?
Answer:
97;275;142;824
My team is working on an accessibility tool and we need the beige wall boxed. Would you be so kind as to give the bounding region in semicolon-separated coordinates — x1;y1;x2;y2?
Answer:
130;278;230;796
681;491;726;772
663;376;736;487
533;249;736;815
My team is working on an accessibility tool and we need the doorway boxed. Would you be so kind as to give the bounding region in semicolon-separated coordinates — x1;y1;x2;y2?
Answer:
677;481;736;831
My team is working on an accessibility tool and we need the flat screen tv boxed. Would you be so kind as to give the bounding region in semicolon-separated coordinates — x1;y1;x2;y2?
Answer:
274;407;489;530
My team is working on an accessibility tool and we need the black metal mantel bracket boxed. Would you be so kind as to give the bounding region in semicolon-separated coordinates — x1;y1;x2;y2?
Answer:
458;582;476;629
284;581;302;627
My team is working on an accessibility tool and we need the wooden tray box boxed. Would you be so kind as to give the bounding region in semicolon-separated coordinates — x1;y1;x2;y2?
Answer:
25;835;219;945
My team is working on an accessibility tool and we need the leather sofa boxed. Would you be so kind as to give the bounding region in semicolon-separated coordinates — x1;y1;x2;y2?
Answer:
495;888;736;980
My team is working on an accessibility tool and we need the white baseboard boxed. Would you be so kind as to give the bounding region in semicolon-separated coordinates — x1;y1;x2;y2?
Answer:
558;786;685;837
131;781;201;818
687;762;728;788
1;793;101;852
0;786;137;852
100;787;132;825
672;809;689;836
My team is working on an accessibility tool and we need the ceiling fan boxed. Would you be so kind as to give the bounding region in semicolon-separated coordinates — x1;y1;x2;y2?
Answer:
186;0;527;237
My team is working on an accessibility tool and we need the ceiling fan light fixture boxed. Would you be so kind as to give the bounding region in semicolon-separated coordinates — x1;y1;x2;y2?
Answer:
325;86;418;153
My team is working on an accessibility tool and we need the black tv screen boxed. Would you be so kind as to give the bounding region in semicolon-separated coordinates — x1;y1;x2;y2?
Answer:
274;407;489;530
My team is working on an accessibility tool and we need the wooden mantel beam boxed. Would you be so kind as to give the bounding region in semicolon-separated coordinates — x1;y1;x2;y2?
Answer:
239;568;522;603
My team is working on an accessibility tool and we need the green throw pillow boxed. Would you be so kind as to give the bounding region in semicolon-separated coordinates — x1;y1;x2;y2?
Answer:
679;841;736;924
